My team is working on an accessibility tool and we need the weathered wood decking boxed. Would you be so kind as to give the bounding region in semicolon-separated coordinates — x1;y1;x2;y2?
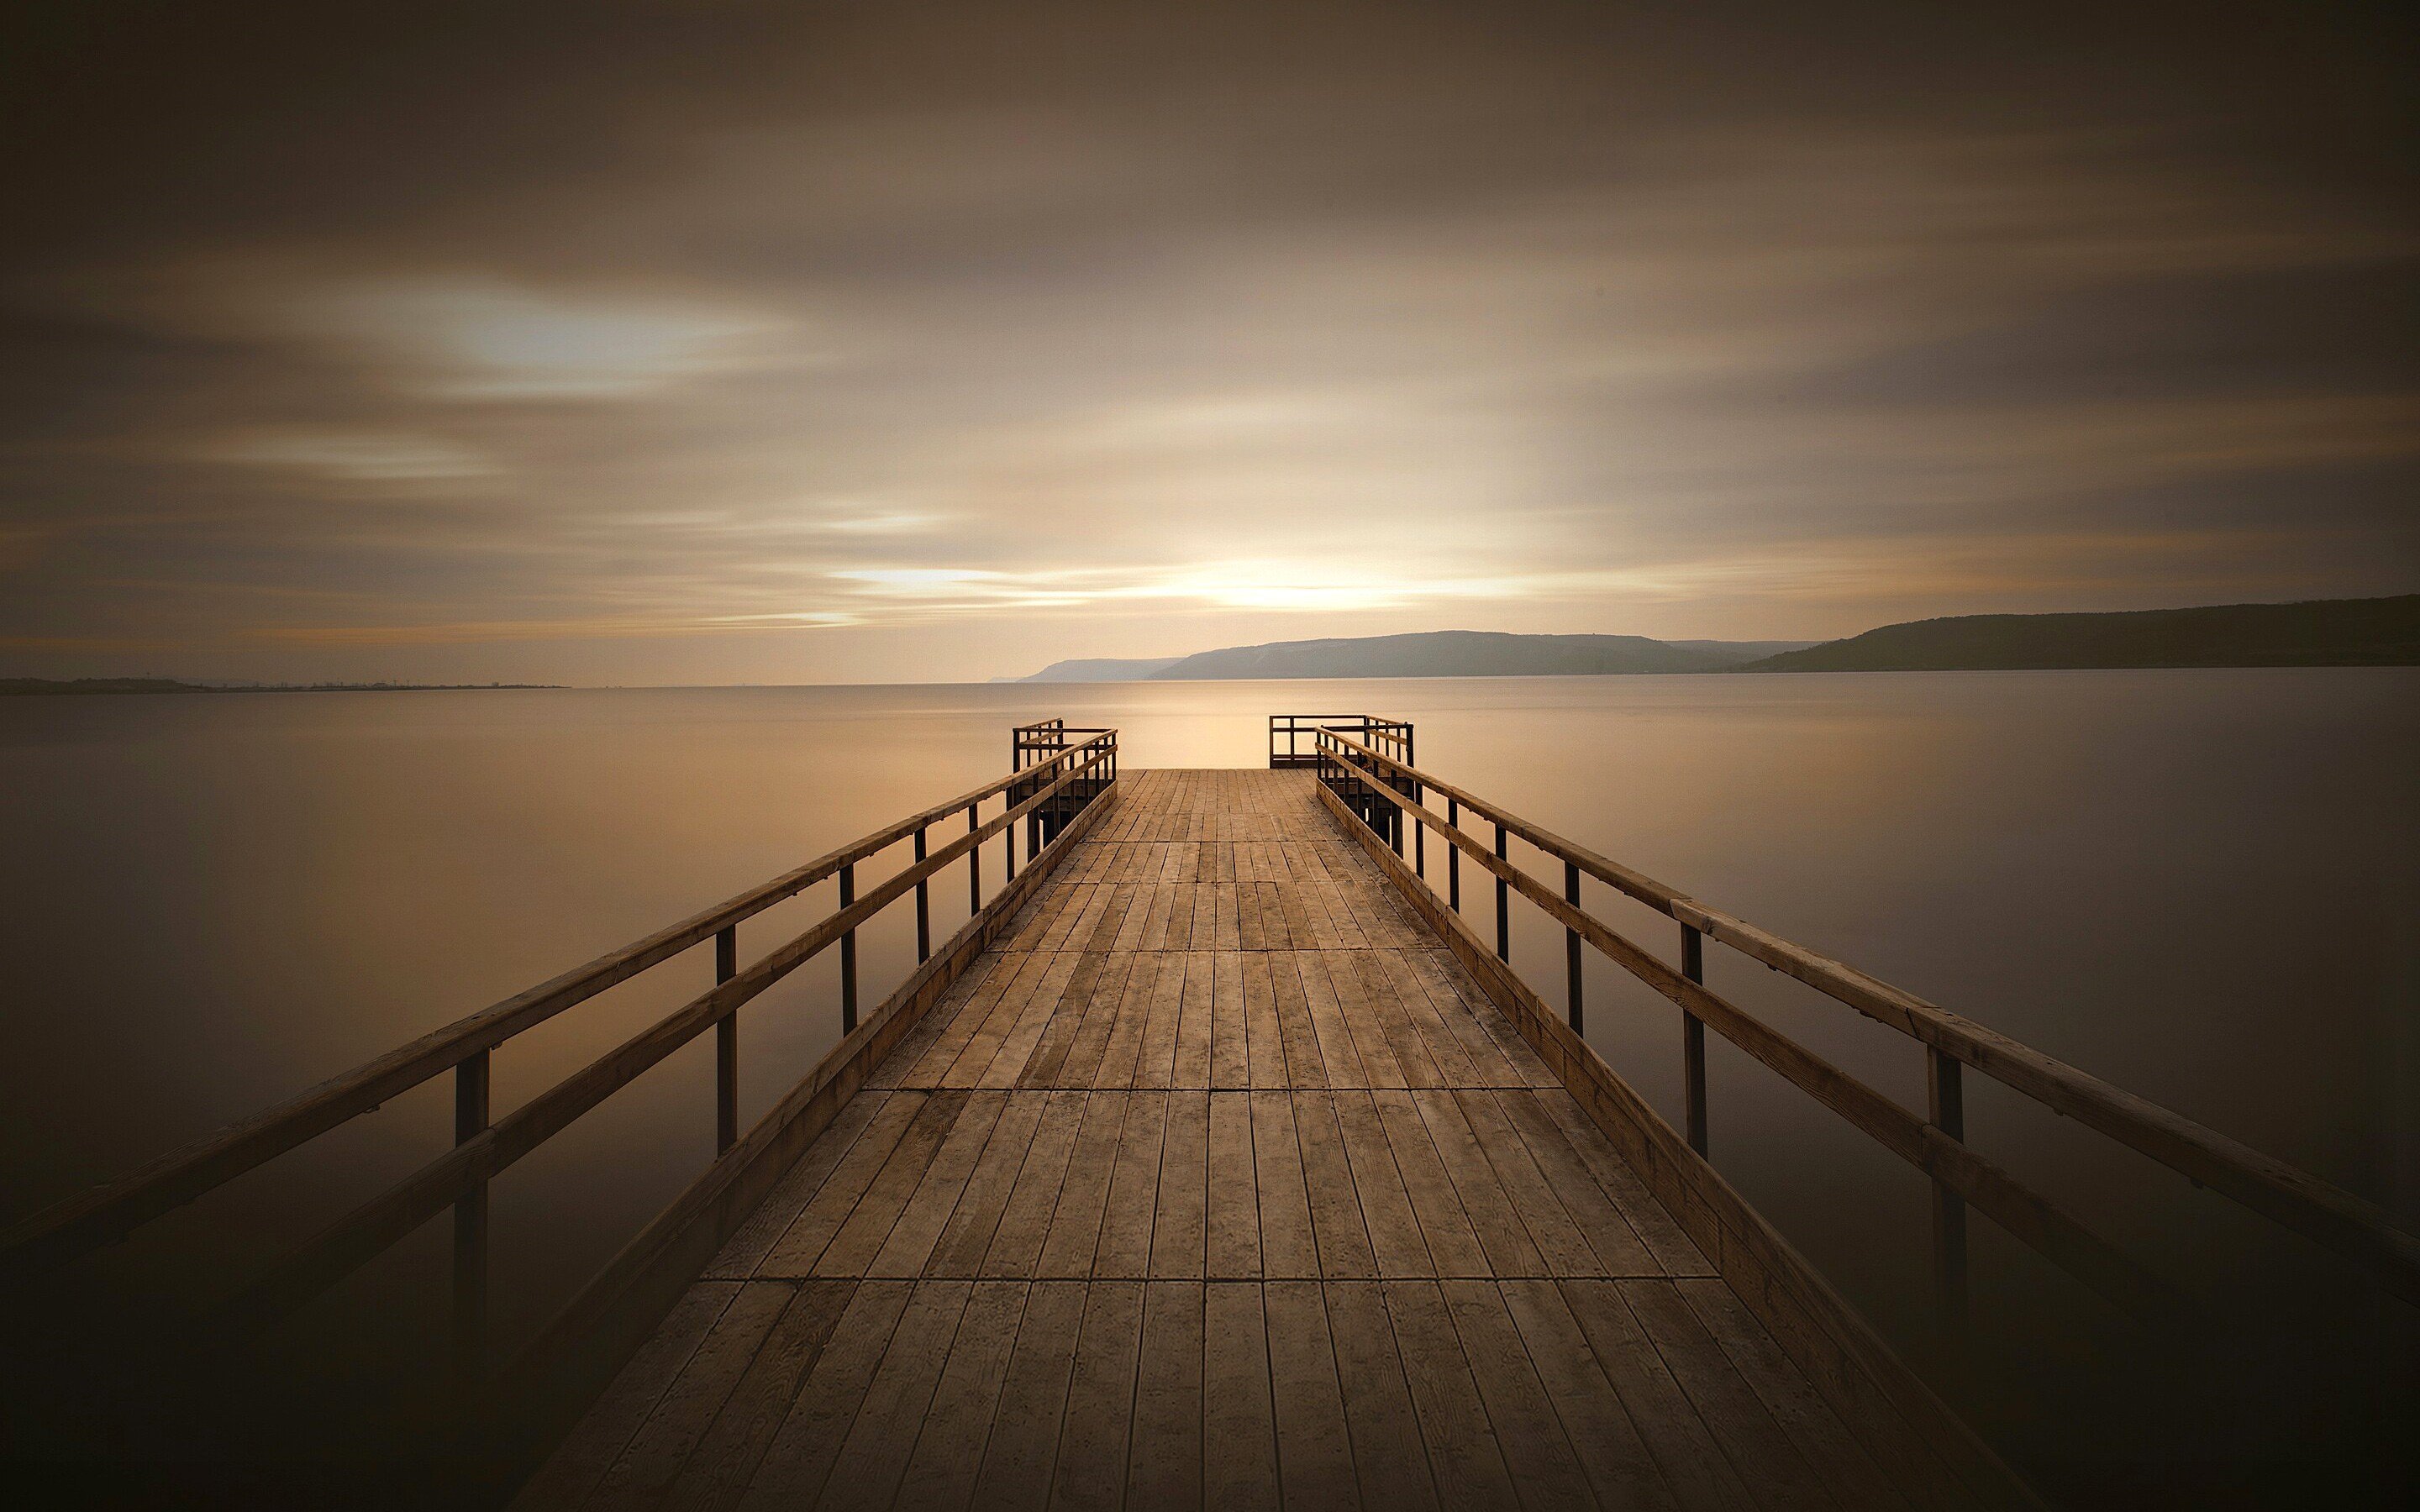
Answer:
518;769;1937;1510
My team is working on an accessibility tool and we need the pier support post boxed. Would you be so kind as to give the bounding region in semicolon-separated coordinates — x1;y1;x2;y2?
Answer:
1494;823;1510;963
1447;797;1460;911
451;1049;490;1378
1681;924;1707;1157
1928;1047;1969;1331
913;828;930;963
714;927;739;1152
967;804;981;914
1565;861;1583;1033
839;864;858;1034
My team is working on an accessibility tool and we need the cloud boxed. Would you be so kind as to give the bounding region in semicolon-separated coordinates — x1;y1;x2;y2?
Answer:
201;427;494;481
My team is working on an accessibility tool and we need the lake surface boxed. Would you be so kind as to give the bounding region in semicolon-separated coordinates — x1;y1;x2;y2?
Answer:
3;672;2414;1504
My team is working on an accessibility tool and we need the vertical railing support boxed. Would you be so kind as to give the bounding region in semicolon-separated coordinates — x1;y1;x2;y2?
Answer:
968;803;981;914
839;863;859;1034
1005;809;1018;883
1494;822;1510;963
1413;794;1425;878
1929;1047;1969;1331
714;926;738;1152
1447;797;1460;912
451;1048;490;1378
913;827;931;963
1564;861;1583;1033
1681;924;1707;1157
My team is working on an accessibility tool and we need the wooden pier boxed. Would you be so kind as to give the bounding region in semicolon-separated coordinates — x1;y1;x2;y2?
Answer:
8;715;2416;1508
513;769;2002;1510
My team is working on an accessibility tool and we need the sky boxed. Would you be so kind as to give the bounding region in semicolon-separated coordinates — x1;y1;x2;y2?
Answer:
3;0;2415;685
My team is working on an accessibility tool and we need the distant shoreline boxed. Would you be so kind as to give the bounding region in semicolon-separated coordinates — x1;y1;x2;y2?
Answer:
0;679;563;696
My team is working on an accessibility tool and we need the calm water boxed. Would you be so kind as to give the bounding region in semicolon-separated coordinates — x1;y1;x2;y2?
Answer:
3;673;2415;1504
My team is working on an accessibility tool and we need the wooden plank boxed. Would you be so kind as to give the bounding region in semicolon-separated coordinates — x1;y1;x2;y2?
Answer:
977;1090;1085;1278
1016;952;1113;1089
1323;1279;1439;1511
975;951;1085;1089
1090;952;1155;1089
925;1090;1049;1276
1381;1279;1519;1506
1623;1278;1842;1511
887;1281;1027;1510
971;1279;1087;1509
1203;1283;1281;1510
1055;953;1136;1089
1036;1092;1127;1278
811;1090;968;1278
1407;1089;1548;1279
1435;1278;1597;1509
1497;1089;1660;1274
1265;949;1328;1089
1134;949;1186;1089
1241;952;1286;1088
754;1094;927;1276
655;1279;855;1512
1211;949;1251;1089
1207;1091;1262;1279
1331;1091;1434;1278
1352;949;1444;1089
1537;1089;1714;1276
512;1282;738;1511
1172;951;1216;1088
1370;1089;1489;1278
1325;951;1407;1089
1128;1281;1206;1510
1678;1277;1914;1512
733;1279;915;1510
708;1089;886;1278
868;1090;1007;1276
1096;1091;1171;1277
1295;952;1370;1089
1499;1276;1681;1512
1152;1090;1211;1279
811;1280;975;1511
1452;1088;1602;1276
1248;1092;1318;1279
1262;1280;1360;1509
1293;1092;1379;1278
1559;1278;1760;1512
1050;1280;1147;1512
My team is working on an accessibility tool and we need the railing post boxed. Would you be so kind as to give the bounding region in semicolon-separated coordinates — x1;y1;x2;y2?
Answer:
451;1049;490;1378
968;803;981;914
715;925;738;1152
1494;822;1510;963
1564;861;1583;1033
839;863;859;1034
1681;924;1707;1157
1413;792;1425;878
1928;1047;1969;1331
1447;797;1460;911
1005;809;1018;883
913;827;931;963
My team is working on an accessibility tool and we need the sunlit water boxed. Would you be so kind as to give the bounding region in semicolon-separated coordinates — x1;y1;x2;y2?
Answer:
2;674;2413;1504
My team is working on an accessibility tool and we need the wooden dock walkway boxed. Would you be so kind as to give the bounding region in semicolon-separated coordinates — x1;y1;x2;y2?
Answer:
518;769;1941;1510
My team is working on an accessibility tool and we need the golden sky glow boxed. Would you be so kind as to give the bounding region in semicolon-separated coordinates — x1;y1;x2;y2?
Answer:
2;1;2414;682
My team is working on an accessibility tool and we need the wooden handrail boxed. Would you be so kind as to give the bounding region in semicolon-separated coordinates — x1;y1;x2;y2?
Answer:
0;732;1117;1280
215;743;1117;1336
1313;726;2420;1310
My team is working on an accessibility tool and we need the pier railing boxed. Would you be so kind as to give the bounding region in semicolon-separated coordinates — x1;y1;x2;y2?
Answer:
0;725;1120;1392
1307;721;2420;1332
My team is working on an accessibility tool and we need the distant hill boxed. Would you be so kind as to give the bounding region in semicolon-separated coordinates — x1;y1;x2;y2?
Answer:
1740;595;2420;672
1021;655;1185;683
0;677;209;696
1006;630;1803;682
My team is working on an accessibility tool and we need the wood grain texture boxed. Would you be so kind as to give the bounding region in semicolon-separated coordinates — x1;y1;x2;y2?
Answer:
523;769;2000;1509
